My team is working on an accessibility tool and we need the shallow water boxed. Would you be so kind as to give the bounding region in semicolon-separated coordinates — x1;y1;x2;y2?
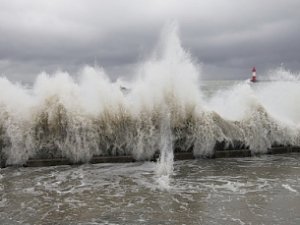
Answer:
1;153;299;225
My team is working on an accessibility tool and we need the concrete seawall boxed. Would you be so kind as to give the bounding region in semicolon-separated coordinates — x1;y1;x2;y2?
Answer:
12;146;299;168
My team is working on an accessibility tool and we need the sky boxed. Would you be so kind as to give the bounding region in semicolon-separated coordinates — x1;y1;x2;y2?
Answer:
0;0;300;82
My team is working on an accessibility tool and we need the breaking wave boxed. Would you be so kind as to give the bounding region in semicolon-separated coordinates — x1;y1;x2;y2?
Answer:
1;24;300;166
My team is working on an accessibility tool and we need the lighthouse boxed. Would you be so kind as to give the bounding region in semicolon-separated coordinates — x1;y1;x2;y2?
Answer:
251;67;257;82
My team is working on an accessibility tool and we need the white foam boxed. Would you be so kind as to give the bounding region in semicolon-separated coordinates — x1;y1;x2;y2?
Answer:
0;24;300;165
282;184;299;194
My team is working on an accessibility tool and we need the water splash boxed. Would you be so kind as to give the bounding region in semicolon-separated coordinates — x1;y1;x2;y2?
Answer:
0;24;300;166
155;112;174;190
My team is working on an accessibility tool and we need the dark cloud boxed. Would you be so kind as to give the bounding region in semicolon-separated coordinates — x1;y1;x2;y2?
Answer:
1;0;300;82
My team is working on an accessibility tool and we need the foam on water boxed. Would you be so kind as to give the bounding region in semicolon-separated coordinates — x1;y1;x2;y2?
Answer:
282;184;299;194
1;154;300;224
0;24;300;166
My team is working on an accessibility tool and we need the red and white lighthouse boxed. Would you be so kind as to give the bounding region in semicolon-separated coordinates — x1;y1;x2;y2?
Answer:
251;67;256;82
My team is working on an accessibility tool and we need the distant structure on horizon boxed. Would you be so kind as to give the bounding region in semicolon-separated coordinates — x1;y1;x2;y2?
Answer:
251;67;257;82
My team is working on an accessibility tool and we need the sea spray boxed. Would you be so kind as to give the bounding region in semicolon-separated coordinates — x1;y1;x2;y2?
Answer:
0;24;300;166
207;76;300;151
155;112;174;190
127;22;204;160
0;77;36;165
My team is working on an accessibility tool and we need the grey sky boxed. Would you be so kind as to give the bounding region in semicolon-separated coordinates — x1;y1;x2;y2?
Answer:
0;0;300;82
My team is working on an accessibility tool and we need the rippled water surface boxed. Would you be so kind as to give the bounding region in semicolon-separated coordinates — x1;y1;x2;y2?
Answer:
1;153;299;225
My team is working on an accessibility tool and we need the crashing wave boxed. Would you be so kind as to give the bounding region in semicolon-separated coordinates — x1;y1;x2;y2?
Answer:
0;24;300;166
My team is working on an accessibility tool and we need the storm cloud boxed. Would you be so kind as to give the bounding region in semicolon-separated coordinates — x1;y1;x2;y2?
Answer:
1;0;300;82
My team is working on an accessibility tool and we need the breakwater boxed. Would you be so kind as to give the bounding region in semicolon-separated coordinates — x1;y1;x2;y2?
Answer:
1;145;298;168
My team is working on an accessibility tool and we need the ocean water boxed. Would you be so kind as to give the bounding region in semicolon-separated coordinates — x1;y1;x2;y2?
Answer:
1;154;299;225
